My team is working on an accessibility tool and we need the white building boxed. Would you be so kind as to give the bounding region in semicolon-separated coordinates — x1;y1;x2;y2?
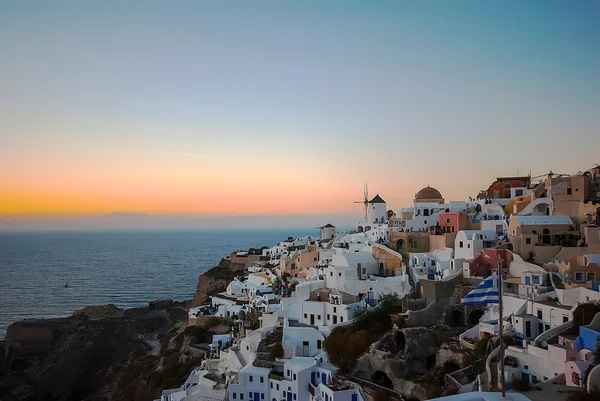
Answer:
455;230;498;260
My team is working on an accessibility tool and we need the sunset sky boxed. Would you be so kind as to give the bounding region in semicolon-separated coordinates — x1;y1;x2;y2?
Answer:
1;1;599;230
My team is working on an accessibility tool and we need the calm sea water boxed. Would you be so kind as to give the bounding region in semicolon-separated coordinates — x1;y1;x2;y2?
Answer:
0;229;313;339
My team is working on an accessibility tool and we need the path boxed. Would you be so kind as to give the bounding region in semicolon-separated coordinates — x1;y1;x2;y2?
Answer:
145;310;170;356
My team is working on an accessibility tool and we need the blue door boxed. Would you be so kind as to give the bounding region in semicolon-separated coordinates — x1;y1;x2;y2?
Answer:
322;373;327;384
352;394;358;401
287;393;292;401
311;372;316;385
521;373;530;384
525;276;531;285
254;393;260;401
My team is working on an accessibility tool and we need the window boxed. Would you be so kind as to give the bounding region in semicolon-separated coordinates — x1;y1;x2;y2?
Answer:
327;314;330;320
446;218;451;224
293;374;297;380
294;394;297;400
270;383;273;389
424;220;427;224
537;310;542;319
318;315;321;320
524;365;529;370
317;340;322;349
330;272;333;277
260;376;264;383
249;376;253;382
459;241;463;248
563;316;569;323
277;384;279;390
240;394;244;400
304;313;308;319
340;317;343;322
575;272;584;282
468;244;471;248
338;272;342;277
412;240;418;248
567;188;572;195
261;394;264;400
233;393;237;399
333;307;337;313
287;370;290;377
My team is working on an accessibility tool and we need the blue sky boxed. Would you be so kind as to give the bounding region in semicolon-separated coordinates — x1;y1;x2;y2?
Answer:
1;1;599;230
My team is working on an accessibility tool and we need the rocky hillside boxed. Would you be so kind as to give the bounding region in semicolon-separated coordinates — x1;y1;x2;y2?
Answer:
190;257;247;306
0;302;199;401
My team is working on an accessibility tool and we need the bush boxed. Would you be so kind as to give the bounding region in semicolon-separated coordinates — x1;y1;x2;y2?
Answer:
373;388;389;401
205;317;220;329
184;325;210;343
567;392;600;401
511;377;530;391
270;342;284;359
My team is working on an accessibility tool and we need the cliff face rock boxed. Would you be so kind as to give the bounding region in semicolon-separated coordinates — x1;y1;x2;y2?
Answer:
353;327;439;401
72;304;125;318
190;258;247;306
0;303;191;401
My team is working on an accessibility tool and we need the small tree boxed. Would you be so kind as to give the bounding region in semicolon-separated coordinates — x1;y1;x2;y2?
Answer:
270;342;284;359
511;377;530;391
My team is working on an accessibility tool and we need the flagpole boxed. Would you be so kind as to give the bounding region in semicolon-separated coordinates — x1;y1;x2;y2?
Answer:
498;263;506;398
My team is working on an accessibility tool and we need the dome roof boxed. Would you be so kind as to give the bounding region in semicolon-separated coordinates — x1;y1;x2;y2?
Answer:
415;186;443;200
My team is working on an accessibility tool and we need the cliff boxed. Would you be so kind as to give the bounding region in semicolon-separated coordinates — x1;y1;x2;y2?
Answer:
0;302;194;401
190;257;247;306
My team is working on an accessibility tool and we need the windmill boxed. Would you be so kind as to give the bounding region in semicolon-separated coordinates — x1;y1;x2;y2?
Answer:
353;183;369;222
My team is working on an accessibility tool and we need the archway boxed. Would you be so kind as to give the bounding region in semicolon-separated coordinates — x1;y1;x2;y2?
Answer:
395;330;406;351
397;239;406;251
542;228;551;245
357;226;363;233
447;310;464;327
469;309;484;325
371;371;393;389
426;354;436;370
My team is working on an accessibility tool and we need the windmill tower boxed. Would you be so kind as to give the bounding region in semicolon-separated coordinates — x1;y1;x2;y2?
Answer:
353;183;369;223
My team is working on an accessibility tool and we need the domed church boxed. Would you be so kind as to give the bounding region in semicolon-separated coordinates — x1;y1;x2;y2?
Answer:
414;186;445;204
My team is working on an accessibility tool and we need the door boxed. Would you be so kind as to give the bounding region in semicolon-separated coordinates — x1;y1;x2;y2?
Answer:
322;372;327;384
310;314;315;325
254;393;260;401
352;394;358;401
521;373;530;385
525;276;531;285
587;272;595;282
525;321;531;338
311;372;316;385
538;322;544;335
303;341;309;357
333;315;337;324
287;392;292;401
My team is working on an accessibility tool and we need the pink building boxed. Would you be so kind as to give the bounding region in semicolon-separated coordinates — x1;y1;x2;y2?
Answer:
438;212;469;234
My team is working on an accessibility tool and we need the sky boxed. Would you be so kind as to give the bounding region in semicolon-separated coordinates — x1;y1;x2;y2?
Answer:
1;1;599;230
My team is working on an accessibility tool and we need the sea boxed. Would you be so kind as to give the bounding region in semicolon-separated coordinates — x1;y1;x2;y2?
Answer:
0;229;315;339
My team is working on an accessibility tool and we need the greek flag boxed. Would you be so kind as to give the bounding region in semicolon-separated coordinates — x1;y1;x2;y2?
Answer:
461;272;500;305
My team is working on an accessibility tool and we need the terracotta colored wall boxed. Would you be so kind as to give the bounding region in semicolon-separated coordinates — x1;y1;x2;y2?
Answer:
372;246;403;275
487;177;530;199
